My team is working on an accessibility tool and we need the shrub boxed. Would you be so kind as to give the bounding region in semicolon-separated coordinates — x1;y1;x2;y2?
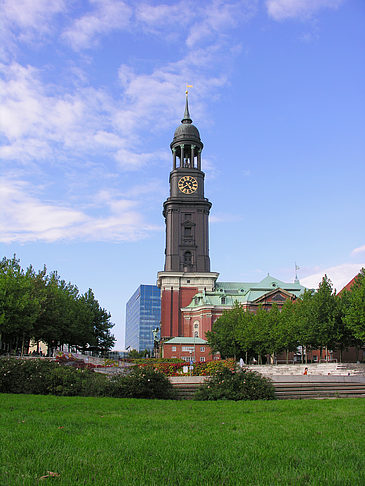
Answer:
194;367;275;401
0;358;55;394
108;366;176;399
0;358;106;396
136;359;236;376
0;358;176;399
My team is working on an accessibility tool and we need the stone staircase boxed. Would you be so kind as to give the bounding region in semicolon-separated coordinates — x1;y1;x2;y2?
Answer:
247;362;365;377
173;383;201;400
273;379;365;400
170;373;365;400
172;380;365;400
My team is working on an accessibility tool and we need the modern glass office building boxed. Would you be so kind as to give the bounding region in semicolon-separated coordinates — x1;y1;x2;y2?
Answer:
125;285;161;352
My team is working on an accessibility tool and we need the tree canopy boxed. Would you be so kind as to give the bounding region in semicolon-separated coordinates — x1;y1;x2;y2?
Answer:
0;256;115;355
206;271;364;362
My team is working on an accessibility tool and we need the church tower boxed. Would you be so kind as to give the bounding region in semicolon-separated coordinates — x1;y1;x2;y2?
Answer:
157;93;219;339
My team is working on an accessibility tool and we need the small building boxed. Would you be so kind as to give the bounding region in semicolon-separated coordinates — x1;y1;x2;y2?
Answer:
162;337;218;362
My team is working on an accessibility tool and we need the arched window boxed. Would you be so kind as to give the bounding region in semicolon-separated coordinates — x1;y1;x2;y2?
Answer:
194;331;199;338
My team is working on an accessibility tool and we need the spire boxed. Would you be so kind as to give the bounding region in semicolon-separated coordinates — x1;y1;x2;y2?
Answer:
181;91;192;124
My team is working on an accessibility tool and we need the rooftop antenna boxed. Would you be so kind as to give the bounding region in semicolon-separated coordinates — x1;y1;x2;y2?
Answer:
294;263;300;283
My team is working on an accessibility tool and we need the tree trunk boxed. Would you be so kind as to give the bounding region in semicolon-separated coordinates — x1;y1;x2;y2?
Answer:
286;349;289;364
21;333;25;356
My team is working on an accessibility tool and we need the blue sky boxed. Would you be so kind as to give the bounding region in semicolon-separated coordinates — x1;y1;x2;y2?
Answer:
1;0;364;349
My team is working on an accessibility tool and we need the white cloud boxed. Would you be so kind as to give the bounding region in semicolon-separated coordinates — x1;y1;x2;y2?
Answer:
136;2;186;31
0;0;66;59
116;44;229;136
62;0;132;50
352;245;365;256
0;62;149;170
186;0;257;48
266;0;345;21
0;178;160;243
301;263;365;293
1;0;65;29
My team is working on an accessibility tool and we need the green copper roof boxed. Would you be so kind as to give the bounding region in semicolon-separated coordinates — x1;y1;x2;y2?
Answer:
164;337;207;345
185;275;307;309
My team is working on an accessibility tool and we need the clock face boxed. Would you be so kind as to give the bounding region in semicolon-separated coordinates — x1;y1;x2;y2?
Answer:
178;176;198;194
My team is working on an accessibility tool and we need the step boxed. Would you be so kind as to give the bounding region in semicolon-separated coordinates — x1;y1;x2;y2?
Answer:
172;379;365;400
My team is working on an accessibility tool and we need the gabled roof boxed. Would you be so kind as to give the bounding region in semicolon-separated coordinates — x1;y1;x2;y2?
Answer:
252;287;295;304
164;337;207;345
338;273;361;295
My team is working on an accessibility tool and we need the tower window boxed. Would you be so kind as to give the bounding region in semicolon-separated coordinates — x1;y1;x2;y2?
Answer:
184;226;192;237
184;251;192;265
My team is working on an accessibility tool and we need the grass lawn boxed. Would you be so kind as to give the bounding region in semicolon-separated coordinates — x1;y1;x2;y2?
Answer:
0;394;364;485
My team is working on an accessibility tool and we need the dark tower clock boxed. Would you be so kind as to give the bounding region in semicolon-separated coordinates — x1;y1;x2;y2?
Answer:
157;94;218;339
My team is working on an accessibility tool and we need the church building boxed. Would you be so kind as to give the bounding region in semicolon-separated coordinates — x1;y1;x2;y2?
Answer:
157;93;306;359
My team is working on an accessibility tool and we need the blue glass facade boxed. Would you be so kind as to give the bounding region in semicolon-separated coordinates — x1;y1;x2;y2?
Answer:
125;285;161;352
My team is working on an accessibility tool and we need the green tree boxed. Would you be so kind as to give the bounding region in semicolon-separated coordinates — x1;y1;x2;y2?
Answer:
295;290;315;363
235;308;256;363
311;275;338;357
79;289;115;353
206;303;242;359
276;298;300;363
264;303;283;363
250;306;270;363
343;269;365;343
0;256;41;354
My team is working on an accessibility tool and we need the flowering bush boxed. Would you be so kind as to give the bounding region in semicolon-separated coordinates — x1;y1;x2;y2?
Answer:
136;359;236;377
132;358;184;364
194;367;275;401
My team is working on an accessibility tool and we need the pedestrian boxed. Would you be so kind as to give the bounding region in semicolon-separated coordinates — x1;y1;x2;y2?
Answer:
303;367;308;375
